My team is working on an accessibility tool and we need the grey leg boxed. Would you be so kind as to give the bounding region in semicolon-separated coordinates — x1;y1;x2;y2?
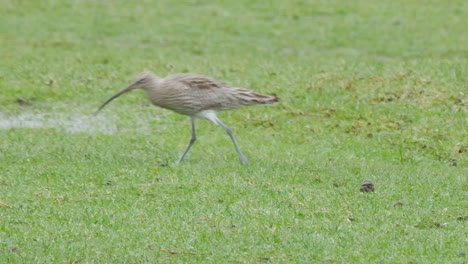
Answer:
177;117;197;163
214;119;248;165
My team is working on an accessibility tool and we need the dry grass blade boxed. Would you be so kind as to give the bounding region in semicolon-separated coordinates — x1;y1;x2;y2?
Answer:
0;200;11;208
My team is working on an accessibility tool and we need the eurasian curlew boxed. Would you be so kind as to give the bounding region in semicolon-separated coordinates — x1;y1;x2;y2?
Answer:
95;71;278;165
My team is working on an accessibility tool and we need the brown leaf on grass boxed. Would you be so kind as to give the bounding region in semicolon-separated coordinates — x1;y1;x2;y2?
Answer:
360;180;375;192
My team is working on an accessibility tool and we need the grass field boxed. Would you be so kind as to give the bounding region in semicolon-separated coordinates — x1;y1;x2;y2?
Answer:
1;0;467;263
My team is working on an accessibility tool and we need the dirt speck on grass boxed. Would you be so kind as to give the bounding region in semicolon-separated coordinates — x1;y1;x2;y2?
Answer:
9;245;19;252
16;98;33;106
104;180;113;185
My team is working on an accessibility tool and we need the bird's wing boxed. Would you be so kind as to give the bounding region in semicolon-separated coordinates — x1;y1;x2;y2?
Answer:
168;73;231;90
161;73;276;112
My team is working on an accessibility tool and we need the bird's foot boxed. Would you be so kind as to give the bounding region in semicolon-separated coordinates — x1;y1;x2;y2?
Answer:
239;155;248;165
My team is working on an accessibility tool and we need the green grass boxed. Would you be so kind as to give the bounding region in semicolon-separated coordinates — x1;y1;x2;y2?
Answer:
1;0;467;263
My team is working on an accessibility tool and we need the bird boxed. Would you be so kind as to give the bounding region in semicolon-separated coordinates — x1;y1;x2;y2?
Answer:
95;71;278;165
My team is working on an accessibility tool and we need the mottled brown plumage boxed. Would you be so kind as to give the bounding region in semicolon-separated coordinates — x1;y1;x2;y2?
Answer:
95;71;278;165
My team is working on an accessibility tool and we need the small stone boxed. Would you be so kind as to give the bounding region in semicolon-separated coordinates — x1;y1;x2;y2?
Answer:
360;180;375;192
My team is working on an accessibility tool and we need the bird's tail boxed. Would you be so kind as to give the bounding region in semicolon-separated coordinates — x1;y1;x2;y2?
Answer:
235;88;279;106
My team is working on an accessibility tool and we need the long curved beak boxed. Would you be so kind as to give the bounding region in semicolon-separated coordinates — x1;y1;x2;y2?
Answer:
94;83;139;115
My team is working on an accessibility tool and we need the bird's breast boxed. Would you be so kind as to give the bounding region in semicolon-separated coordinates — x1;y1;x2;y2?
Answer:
146;86;201;116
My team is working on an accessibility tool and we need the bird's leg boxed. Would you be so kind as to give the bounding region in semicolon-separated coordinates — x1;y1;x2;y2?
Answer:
214;119;248;165
177;117;197;163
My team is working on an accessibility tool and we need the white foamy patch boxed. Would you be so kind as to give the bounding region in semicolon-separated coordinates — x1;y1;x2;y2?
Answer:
0;112;118;135
64;114;119;134
0;113;46;129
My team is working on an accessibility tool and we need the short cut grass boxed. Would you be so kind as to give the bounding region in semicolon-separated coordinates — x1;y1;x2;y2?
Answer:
0;0;467;263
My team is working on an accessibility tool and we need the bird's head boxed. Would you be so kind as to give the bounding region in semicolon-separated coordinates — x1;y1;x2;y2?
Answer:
131;71;158;90
94;71;158;115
